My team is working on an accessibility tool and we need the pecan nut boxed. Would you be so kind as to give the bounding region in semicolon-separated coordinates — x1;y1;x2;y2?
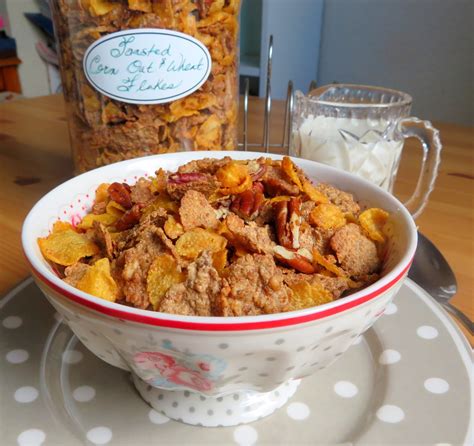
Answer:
168;172;207;184
115;204;142;231
274;197;302;249
108;182;133;209
273;245;316;274
230;182;265;220
250;164;267;181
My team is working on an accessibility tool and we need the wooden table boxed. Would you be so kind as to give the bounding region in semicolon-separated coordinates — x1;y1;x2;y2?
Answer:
0;94;472;344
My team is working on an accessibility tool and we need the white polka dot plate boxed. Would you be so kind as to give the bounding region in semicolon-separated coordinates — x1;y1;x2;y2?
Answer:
1;278;472;445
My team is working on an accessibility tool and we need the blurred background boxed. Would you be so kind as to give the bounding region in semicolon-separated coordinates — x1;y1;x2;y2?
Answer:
0;0;472;125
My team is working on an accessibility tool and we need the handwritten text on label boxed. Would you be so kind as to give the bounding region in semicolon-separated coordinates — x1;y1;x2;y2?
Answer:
83;29;211;105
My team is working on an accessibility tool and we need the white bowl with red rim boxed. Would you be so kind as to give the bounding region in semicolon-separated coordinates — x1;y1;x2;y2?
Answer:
22;151;417;427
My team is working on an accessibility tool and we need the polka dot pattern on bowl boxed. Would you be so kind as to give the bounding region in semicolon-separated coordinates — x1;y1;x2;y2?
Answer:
72;385;96;402
424;378;450;394
417;325;439;339
86;426;113;445
0;279;471;445
334;381;358;398
378;349;401;365
286;402;310;420
14;386;39;403
376;404;405;423
17;429;46;446
6;349;29;364
2;315;22;329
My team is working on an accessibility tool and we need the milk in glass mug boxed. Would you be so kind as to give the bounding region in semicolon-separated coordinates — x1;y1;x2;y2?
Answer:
290;84;442;218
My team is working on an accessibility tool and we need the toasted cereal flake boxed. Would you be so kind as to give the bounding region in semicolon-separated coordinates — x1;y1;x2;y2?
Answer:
344;213;358;224
76;258;118;301
143;194;179;216
128;0;152;12
216;161;252;195
195;115;222;149
359;208;389;243
217;162;249;188
147;254;184;309
281;157;303;190
220;175;252;195
310;203;346;230
81;84;100;111
89;0;118;16
106;201;126;218
175;228;227;260
164;215;184;240
52;221;74;232
288;281;334;310
151;169;167;194
268;196;291;203
38;227;99;266
77;213;117;230
169;93;217;121
302;181;329;204
95;183;110;203
212;249;227;273
312;249;346;278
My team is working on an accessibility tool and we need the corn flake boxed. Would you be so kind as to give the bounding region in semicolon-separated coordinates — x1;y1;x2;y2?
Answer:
38;226;99;266
302;181;329;204
288;281;334;311
175;228;227;260
169;93;217;121
216;161;252;195
52;221;74;232
143;193;178;216
312;249;346;278
147;254;184;309
76;258;118;302
310;203;346;230
106;200;126;218
359;208;389;243
344;213;358;224
89;0;118;16
268;196;291;203
77;212;117;230
195;115;222;150
81;84;100;111
95;183;110;203
164;215;184;240
212;249;227;273
150;168;167;194
127;0;152;12
102;102;127;124
282;156;303;190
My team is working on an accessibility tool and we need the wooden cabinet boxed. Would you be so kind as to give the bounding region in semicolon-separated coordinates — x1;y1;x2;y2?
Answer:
0;57;22;93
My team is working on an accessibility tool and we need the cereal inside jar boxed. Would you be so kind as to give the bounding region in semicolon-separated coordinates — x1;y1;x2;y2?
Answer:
51;0;241;172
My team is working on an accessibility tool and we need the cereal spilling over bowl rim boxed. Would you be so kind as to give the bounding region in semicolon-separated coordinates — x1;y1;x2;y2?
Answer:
37;157;391;317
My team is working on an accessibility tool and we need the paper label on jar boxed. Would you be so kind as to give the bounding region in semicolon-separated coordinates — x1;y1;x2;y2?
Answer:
83;29;211;105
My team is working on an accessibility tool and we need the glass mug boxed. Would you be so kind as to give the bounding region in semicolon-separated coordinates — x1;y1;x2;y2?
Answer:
290;84;442;218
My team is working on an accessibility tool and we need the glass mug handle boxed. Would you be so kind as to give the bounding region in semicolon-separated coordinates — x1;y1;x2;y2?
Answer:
398;117;442;219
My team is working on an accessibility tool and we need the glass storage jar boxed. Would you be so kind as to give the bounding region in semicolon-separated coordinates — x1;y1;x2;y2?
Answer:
51;0;241;172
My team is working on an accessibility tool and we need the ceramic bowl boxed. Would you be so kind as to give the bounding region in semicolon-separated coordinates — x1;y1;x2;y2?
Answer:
22;151;417;427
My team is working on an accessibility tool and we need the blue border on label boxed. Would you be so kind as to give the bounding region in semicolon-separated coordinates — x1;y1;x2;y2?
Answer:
83;31;211;103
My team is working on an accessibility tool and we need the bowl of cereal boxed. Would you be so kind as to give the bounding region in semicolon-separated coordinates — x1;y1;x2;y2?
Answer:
22;152;417;427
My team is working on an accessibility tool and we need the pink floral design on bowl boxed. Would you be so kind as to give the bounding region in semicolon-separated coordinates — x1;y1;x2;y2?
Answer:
133;351;221;392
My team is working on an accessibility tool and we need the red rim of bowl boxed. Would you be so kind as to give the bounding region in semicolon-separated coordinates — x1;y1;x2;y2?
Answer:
22;151;417;332
29;258;411;331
